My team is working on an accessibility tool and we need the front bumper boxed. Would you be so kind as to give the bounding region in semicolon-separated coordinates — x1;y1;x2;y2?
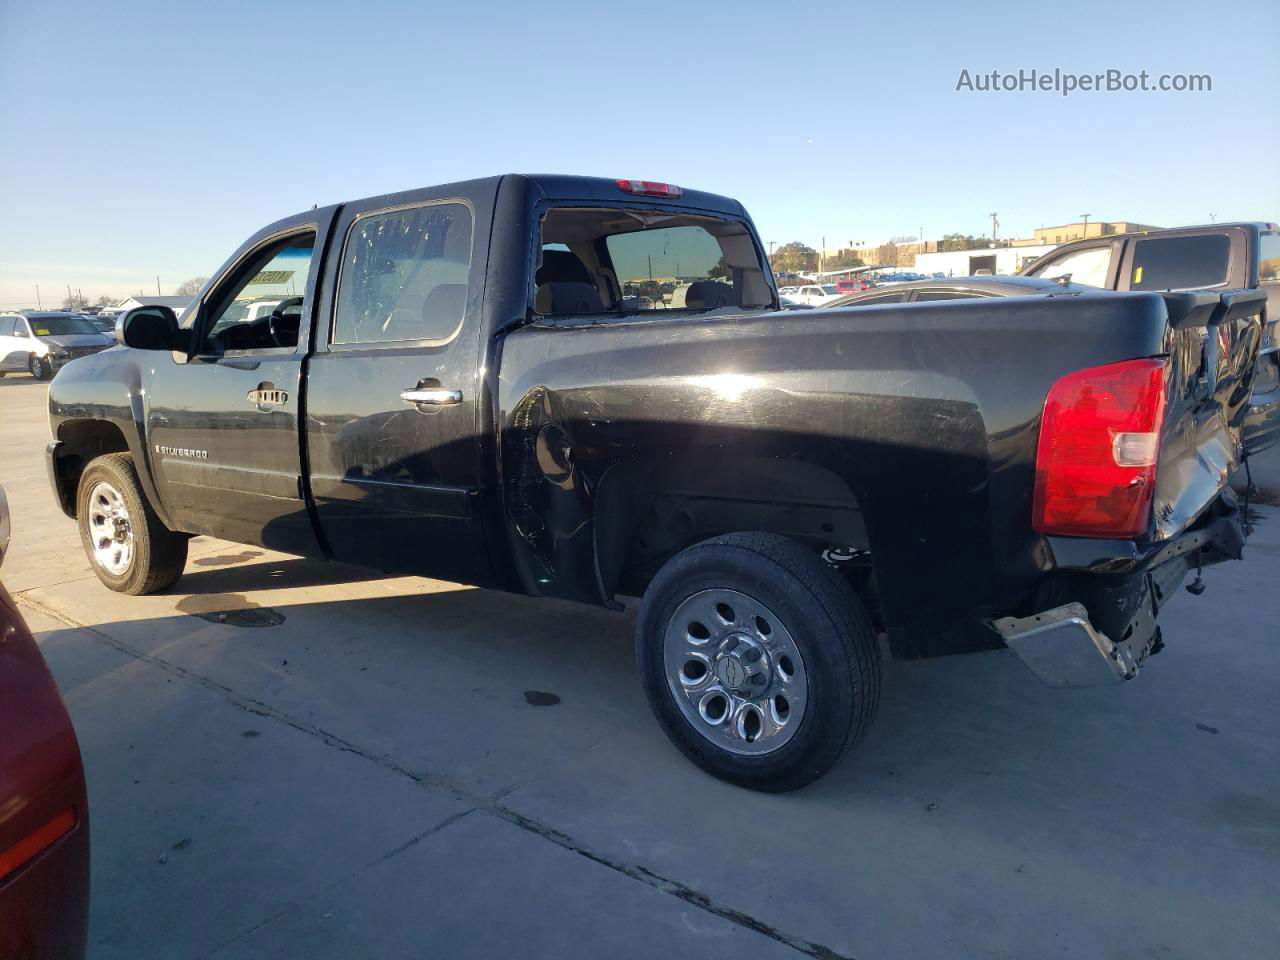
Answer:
991;497;1247;687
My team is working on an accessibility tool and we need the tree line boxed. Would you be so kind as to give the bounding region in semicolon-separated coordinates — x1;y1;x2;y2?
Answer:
768;233;1008;273
55;276;208;311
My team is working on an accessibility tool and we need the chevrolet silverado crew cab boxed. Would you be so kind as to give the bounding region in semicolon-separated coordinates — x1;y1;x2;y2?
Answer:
1021;222;1280;454
45;175;1261;791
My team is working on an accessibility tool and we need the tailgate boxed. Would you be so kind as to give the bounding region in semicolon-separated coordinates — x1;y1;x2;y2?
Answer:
1152;288;1266;539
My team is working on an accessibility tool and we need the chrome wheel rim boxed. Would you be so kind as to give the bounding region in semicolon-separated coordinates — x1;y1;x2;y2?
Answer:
663;588;808;756
87;481;133;576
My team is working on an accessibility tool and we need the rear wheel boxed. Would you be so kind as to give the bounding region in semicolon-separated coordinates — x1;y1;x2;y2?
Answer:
77;453;187;594
636;532;881;792
29;354;52;380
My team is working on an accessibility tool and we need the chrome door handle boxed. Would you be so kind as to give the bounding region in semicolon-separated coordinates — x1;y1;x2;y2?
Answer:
400;388;462;406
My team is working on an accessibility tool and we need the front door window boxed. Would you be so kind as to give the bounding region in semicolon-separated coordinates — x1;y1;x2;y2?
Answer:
199;233;316;355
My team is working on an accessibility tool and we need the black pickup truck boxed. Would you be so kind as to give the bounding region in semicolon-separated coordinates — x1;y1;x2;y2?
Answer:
1021;221;1280;454
45;175;1260;790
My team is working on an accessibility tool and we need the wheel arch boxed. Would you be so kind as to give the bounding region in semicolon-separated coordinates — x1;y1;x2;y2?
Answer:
50;419;134;518
594;453;873;602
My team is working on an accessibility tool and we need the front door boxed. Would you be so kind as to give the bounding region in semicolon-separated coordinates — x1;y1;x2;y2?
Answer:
146;210;335;554
305;187;496;587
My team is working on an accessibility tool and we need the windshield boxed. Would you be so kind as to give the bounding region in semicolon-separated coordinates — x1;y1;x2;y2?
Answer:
28;316;99;336
821;285;838;294
535;208;771;317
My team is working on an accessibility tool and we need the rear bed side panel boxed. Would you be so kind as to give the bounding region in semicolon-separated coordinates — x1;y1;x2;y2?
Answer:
496;292;1174;658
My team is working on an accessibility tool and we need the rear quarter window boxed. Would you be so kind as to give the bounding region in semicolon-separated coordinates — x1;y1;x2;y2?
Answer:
1258;232;1280;283
1130;234;1231;290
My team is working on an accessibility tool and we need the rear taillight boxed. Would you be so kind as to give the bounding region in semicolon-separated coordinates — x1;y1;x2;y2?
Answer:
0;808;77;881
616;179;683;198
1032;357;1169;538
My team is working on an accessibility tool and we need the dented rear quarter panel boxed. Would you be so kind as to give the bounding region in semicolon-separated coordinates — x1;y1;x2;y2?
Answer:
496;292;1180;658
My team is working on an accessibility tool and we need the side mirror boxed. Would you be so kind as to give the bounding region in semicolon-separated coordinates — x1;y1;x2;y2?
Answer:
118;306;180;351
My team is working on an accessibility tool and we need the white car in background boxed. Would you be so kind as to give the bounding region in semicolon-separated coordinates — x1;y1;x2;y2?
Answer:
0;312;114;380
790;284;842;306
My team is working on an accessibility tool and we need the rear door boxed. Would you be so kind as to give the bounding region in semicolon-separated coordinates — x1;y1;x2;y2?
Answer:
305;183;498;587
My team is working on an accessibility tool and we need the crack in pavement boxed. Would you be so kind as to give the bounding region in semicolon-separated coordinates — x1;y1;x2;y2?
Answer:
201;809;479;958
20;594;857;960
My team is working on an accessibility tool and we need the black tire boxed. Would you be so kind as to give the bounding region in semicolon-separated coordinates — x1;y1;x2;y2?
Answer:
77;453;187;594
636;532;881;792
29;354;52;380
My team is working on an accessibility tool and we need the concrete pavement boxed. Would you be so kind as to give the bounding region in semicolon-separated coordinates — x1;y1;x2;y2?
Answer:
2;371;1278;959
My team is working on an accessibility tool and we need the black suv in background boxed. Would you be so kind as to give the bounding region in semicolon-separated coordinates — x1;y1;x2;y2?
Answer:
1021;222;1280;453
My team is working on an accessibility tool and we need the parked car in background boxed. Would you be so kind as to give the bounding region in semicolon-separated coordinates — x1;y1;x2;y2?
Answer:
829;273;1278;461
828;275;1095;308
0;483;90;960
47;173;1259;791
866;270;928;286
82;315;118;340
834;277;872;295
790;283;842;306
1022;223;1280;454
0;313;114;380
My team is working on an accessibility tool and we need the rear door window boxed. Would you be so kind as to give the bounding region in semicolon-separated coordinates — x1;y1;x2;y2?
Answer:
334;203;473;344
1129;234;1231;290
0;317;14;336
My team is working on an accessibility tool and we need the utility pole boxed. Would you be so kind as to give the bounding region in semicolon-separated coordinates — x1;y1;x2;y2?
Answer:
1080;213;1091;239
821;235;826;274
156;276;161;295
989;213;999;244
1209;213;1217;223
768;241;776;256
35;285;41;309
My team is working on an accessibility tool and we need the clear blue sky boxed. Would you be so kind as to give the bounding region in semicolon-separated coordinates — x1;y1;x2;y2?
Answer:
1;0;1276;308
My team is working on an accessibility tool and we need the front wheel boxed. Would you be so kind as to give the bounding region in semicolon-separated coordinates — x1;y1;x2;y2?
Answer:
29;354;52;380
636;532;881;792
77;453;187;594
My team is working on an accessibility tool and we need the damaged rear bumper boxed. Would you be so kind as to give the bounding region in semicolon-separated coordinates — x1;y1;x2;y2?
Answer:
992;602;1140;687
990;496;1247;687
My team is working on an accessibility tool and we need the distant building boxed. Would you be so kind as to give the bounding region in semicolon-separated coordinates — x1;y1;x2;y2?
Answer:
115;295;194;317
915;244;1056;278
1031;220;1161;245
